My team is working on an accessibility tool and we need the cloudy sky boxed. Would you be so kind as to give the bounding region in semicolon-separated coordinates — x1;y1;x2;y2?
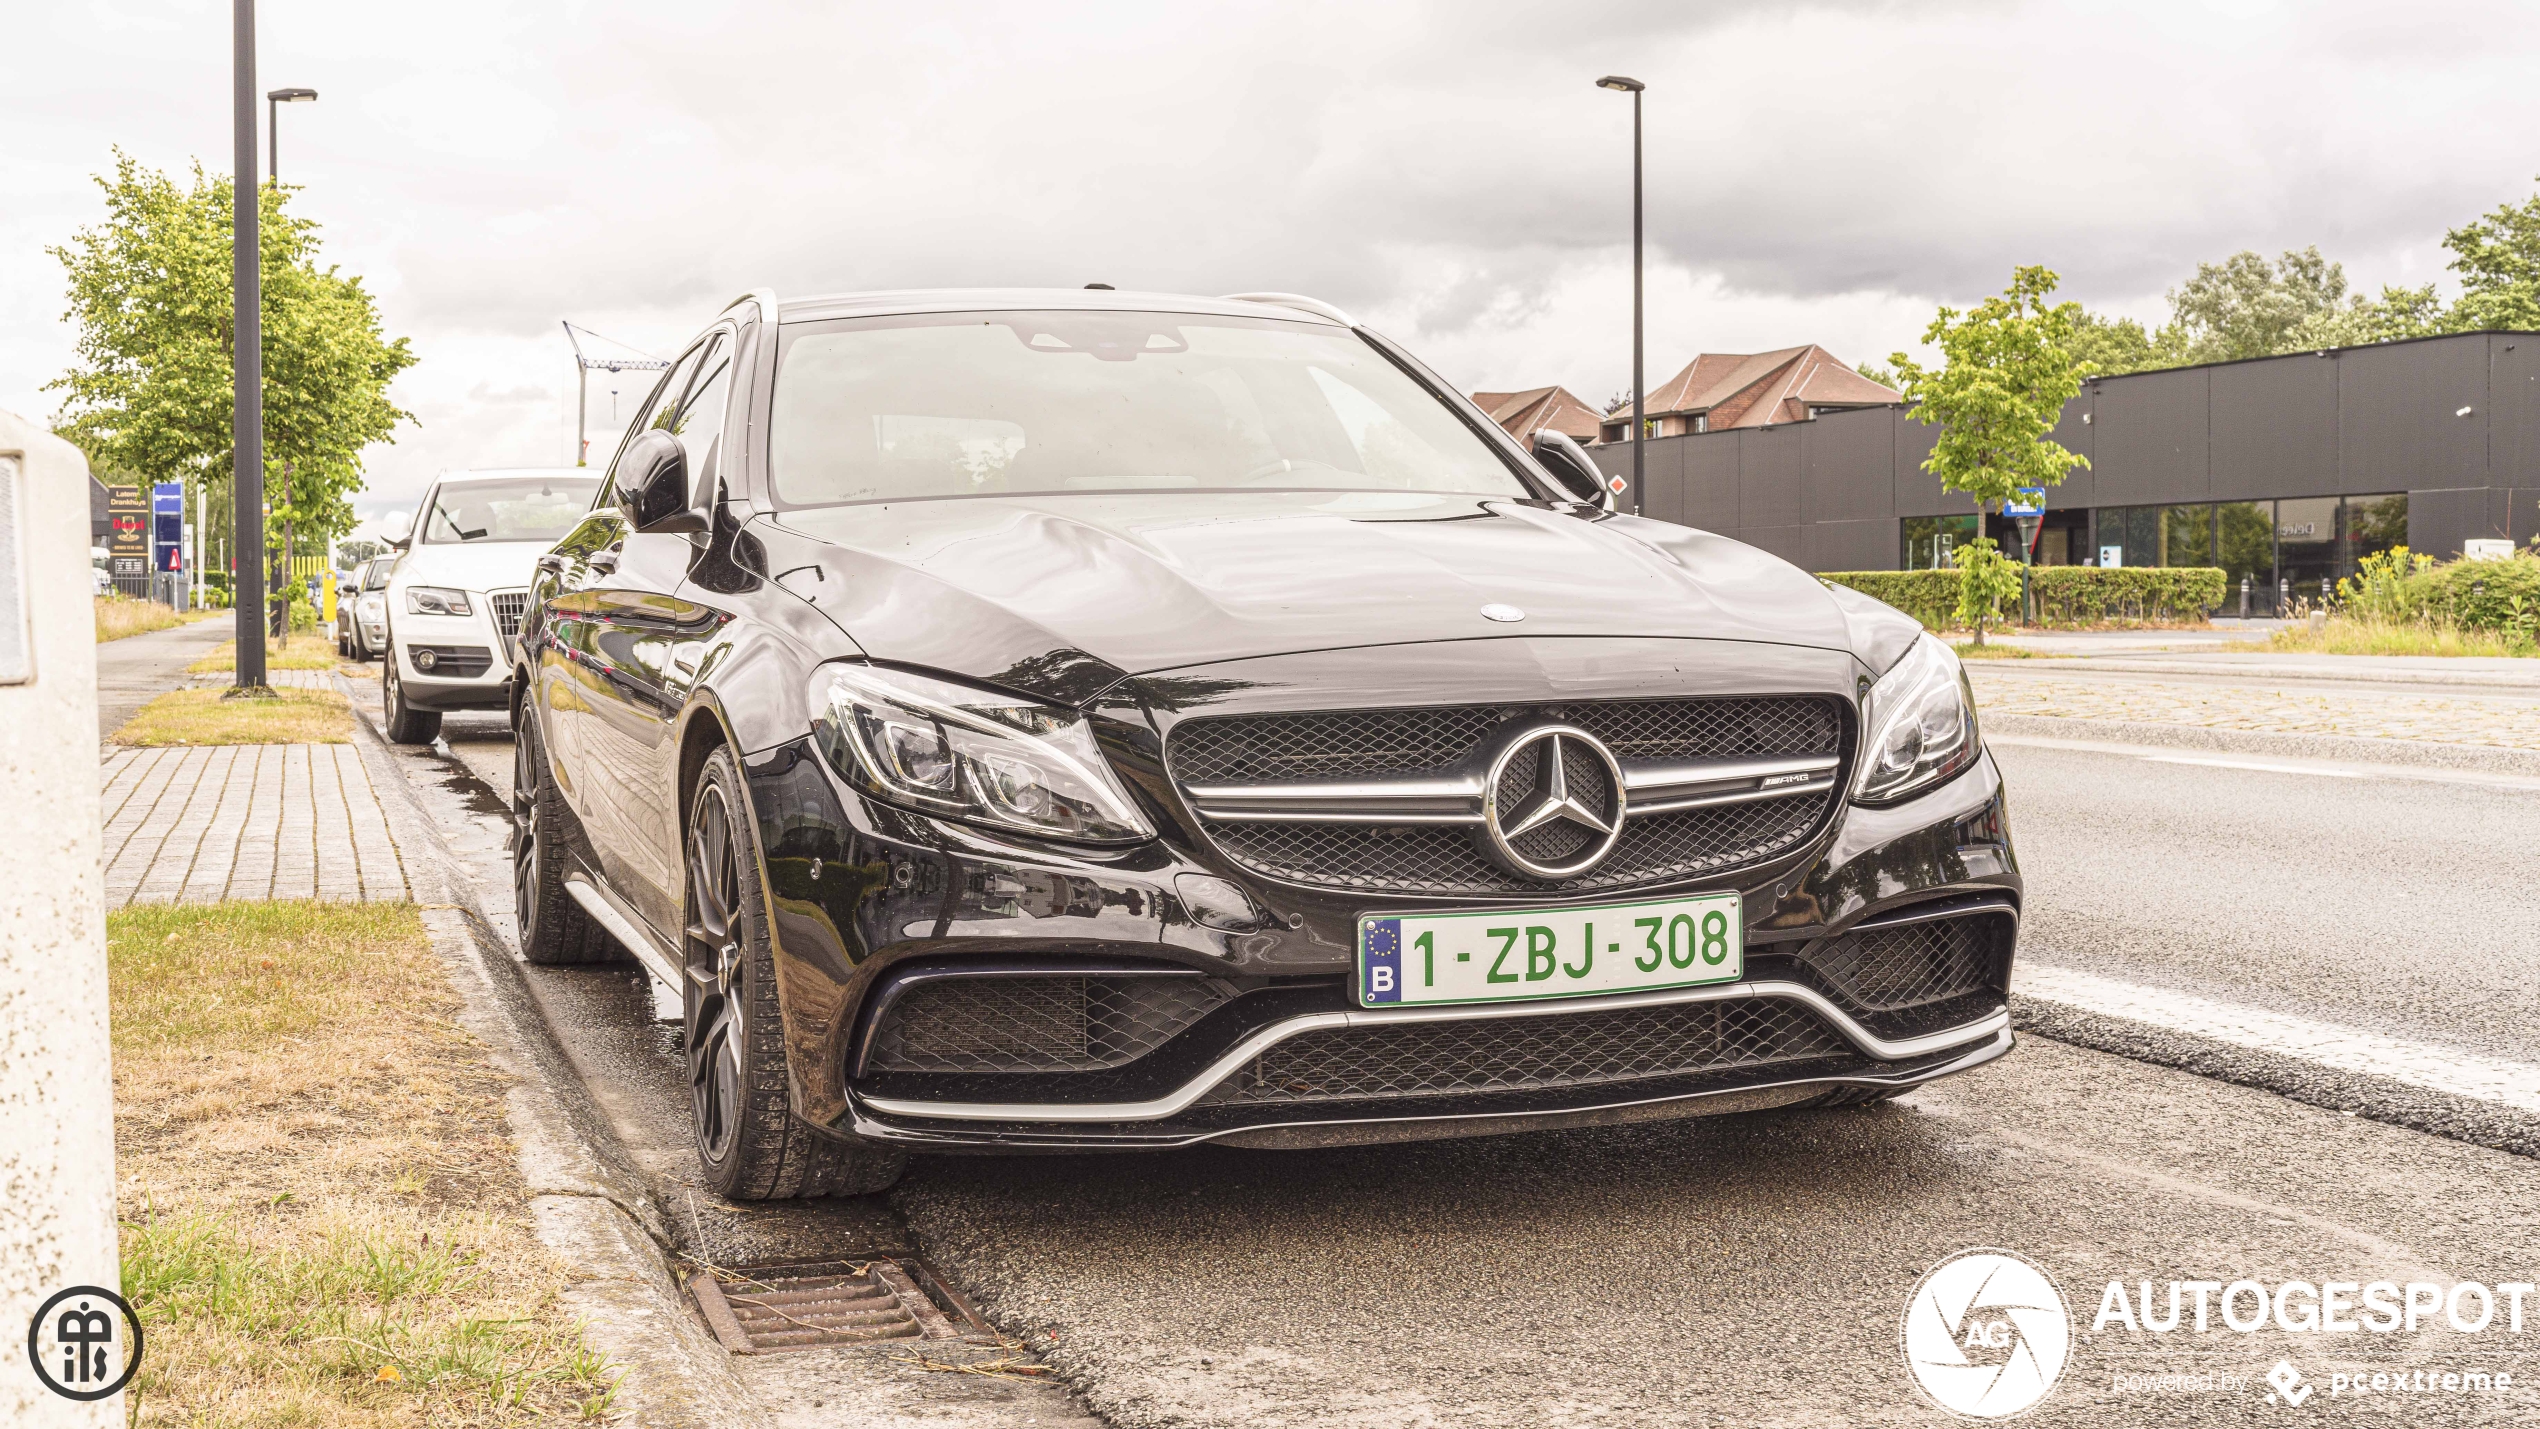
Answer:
8;0;2540;528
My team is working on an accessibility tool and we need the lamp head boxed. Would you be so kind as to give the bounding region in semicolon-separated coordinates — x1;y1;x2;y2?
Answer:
1596;76;1645;93
267;87;319;103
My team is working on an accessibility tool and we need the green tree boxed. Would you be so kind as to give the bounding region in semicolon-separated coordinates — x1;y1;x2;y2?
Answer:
2443;183;2540;333
2287;283;2445;349
48;151;415;563
2065;309;2185;376
1950;538;2024;642
1888;265;2092;644
2165;247;2351;363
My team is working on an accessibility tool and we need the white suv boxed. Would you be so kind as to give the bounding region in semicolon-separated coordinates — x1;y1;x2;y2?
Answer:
383;469;600;743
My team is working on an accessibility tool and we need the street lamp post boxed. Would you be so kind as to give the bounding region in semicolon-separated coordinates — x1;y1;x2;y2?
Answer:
266;86;317;181
232;1;266;690
1597;75;1646;516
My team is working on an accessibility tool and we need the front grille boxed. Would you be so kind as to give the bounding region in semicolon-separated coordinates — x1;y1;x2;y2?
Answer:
864;974;1234;1074
1198;996;1849;1105
1170;697;1843;896
489;590;528;650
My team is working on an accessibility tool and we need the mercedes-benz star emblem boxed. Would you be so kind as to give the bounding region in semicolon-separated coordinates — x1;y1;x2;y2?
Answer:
1479;724;1627;880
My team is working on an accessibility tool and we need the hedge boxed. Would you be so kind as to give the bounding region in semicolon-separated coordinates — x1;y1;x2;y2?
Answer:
2345;548;2540;631
1820;566;2228;629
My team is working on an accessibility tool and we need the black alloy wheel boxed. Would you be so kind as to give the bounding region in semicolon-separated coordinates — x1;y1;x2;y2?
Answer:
511;701;616;966
681;746;906;1199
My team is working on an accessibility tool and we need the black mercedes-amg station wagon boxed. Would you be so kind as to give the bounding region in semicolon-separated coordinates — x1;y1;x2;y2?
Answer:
512;288;2019;1198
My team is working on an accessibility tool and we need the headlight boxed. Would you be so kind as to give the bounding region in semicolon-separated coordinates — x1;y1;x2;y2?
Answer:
405;586;473;616
1851;632;1980;805
808;664;1154;844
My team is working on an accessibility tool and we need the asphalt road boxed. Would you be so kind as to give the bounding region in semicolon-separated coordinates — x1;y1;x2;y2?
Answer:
406;688;2540;1427
1991;738;2540;1064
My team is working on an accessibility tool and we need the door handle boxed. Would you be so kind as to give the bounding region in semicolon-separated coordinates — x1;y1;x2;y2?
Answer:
536;553;565;575
589;547;621;574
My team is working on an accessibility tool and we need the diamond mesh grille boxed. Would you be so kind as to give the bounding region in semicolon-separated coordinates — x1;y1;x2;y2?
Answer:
1170;697;1842;894
1808;914;2007;1013
1200;997;1849;1105
865;975;1232;1074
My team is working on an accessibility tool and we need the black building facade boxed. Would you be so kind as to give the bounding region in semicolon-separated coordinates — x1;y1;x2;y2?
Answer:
1594;331;2540;605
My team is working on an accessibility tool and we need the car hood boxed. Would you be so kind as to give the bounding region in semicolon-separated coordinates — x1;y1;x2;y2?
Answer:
765;492;1859;704
388;539;552;593
762;494;1859;705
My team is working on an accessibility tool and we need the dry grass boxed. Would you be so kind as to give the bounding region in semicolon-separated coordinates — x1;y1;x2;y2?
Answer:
112;688;353;747
188;632;344;674
1949;642;2066;660
111;901;616;1425
2229;619;2538;658
97;595;185;642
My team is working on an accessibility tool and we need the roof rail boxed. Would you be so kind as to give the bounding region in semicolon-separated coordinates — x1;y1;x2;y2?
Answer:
1220;292;1357;327
722;288;780;321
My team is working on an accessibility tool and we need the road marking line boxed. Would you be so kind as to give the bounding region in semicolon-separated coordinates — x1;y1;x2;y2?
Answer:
2139;754;2362;777
2015;963;2540;1116
1987;732;2540;793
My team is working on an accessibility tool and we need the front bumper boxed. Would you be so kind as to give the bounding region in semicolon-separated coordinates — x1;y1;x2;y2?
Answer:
392;607;510;709
742;721;2021;1153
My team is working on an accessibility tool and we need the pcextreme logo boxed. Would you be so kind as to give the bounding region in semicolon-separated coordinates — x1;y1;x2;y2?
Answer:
1902;1248;2073;1419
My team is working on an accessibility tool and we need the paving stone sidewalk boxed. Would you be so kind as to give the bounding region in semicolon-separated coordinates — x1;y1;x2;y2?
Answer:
1968;669;2540;751
99;742;408;907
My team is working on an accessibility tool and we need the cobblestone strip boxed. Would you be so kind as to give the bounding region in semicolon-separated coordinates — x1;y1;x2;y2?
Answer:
96;742;411;908
1968;670;2540;751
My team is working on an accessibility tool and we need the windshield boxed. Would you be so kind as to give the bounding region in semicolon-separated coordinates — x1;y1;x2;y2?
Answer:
769;310;1531;506
363;558;395;591
420;476;599;543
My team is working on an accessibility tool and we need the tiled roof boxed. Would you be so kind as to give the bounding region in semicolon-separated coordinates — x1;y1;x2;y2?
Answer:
1470;385;1607;443
1605;346;1901;433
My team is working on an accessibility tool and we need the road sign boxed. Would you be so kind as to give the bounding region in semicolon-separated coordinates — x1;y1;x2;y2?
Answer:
105;485;148;577
152;482;183;573
2003;486;2047;517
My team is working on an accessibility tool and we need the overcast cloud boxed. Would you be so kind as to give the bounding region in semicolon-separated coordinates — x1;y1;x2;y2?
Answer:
8;0;2540;526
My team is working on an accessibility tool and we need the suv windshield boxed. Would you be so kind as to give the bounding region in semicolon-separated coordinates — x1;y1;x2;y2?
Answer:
770;310;1531;506
421;476;599;543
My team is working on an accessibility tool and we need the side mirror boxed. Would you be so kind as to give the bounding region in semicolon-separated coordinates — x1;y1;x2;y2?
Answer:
617;429;707;535
381;510;413;549
1531;430;1616;512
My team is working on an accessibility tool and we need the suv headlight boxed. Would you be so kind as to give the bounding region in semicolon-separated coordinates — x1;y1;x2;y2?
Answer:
808;664;1154;844
1851;632;1980;805
405;586;473;616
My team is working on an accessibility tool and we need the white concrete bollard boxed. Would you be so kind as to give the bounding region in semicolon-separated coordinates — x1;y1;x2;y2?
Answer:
0;410;123;1424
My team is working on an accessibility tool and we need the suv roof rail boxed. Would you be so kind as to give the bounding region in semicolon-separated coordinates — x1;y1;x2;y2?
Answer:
723;288;780;321
1220;292;1357;327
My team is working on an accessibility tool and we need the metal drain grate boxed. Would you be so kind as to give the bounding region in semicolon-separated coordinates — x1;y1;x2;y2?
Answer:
686;1259;994;1353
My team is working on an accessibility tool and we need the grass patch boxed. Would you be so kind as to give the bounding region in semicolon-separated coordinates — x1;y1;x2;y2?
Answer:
111;901;616;1425
112;688;352;746
1950;642;2068;659
189;631;344;673
2231;618;2539;658
97;595;184;642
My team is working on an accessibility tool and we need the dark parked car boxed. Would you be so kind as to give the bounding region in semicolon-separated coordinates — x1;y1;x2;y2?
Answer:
512;288;2018;1199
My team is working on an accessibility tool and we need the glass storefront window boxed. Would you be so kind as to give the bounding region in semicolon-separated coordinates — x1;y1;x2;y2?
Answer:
2162;504;2215;566
2216;501;2272;593
2275;496;2341;595
1901;514;1979;570
2346;493;2407;566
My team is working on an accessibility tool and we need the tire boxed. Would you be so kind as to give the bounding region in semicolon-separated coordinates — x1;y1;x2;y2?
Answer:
382;636;442;745
684;745;906;1199
512;701;623;966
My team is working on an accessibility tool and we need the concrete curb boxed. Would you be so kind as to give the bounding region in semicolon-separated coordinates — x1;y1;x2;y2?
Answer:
2024;656;2540;689
340;685;771;1429
2012;994;2540;1162
1984;711;2540;776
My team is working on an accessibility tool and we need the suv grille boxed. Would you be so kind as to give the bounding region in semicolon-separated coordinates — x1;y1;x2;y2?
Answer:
864;975;1233;1074
1170;697;1843;895
489;590;528;651
1197;997;1848;1105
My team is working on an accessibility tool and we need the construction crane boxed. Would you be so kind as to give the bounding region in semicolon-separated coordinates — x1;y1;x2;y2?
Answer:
562;321;673;466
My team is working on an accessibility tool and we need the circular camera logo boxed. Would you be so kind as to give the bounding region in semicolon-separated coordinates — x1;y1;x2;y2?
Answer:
26;1285;144;1402
1901;1249;2069;1419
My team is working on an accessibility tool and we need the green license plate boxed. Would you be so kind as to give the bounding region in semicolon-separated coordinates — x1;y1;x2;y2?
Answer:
1357;892;1743;1008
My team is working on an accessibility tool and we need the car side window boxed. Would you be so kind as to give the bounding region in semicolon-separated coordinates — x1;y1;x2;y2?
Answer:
597;348;702;508
672;333;734;502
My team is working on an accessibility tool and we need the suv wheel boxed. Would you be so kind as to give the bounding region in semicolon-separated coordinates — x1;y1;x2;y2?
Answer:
684;745;906;1199
382;632;442;744
512;701;622;966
